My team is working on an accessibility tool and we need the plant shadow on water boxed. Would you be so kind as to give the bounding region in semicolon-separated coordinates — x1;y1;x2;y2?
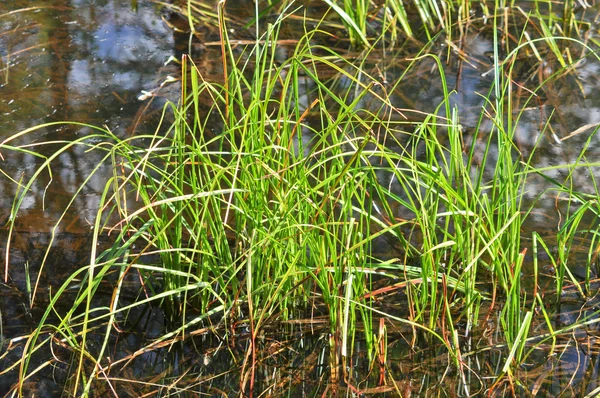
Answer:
4;0;600;396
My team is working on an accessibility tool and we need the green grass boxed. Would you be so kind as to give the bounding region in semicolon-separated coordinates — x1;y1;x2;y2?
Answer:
2;0;600;396
311;0;588;48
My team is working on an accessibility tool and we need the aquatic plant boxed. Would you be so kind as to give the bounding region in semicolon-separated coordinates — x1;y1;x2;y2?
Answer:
3;0;600;396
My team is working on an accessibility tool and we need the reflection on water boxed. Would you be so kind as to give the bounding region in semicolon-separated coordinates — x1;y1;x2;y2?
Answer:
0;0;176;224
0;1;178;393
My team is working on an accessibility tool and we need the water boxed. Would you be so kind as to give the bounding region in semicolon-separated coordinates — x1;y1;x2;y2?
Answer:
0;1;180;394
0;0;177;224
2;0;600;396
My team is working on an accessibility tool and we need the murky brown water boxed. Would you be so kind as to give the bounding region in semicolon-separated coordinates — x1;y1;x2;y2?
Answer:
3;0;600;396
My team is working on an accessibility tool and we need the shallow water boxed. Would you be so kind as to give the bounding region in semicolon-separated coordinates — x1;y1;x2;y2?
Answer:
0;0;178;226
0;0;180;394
2;0;600;396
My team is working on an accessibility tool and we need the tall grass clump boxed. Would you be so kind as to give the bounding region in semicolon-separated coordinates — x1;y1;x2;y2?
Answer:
5;0;600;395
1;10;420;394
371;56;533;371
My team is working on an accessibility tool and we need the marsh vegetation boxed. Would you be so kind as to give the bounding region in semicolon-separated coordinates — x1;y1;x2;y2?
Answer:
2;0;600;396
